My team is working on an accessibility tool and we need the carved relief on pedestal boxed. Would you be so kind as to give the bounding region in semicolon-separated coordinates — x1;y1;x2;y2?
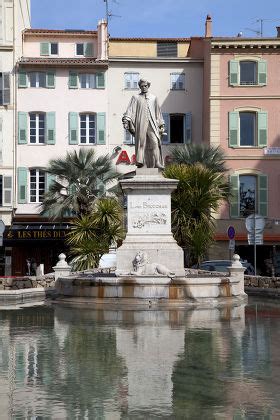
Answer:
131;251;175;277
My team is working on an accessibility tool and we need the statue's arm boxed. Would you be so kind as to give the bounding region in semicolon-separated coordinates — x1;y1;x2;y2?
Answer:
122;96;137;134
154;97;165;134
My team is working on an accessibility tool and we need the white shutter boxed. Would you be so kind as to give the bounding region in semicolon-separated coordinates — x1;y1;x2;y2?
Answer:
3;175;12;206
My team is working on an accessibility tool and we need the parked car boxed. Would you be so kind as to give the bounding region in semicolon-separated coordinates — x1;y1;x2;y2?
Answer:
194;260;255;275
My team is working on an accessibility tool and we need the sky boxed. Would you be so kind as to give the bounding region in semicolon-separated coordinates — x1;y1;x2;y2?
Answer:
31;0;280;38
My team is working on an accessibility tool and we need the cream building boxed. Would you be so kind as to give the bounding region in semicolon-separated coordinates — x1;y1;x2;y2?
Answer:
0;0;30;274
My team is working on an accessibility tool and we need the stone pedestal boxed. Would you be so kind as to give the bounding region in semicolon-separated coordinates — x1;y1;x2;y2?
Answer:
116;168;185;276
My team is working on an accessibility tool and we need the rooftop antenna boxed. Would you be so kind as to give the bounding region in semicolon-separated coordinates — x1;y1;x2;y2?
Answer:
103;0;121;29
245;18;280;37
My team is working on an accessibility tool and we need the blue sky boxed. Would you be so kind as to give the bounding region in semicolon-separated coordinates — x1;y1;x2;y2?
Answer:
31;0;280;38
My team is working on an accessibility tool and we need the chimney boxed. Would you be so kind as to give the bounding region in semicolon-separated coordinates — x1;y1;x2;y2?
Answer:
205;14;212;38
277;26;280;38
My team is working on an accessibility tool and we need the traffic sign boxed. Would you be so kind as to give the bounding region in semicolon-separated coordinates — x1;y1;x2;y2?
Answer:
245;214;265;234
229;239;235;250
247;233;263;245
227;226;235;240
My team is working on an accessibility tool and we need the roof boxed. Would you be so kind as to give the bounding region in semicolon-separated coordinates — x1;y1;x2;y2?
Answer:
110;37;190;42
18;57;108;67
23;28;97;37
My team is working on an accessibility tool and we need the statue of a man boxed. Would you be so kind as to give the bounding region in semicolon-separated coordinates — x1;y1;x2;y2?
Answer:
122;78;165;169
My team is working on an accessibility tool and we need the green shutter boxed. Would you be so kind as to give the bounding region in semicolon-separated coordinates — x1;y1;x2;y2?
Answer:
3;175;12;206
229;60;239;86
258;60;267;85
68;112;78;144
258;174;268;217
229;111;239;147
2;73;10;105
18;112;28;144
230;174;239;218
46;112;56;144
40;42;50;56
17;167;28;204
84;43;93;57
46;70;55;88
96;72;105;89
184;112;192;144
162;113;169;144
46;173;55;191
18;71;27;88
97;113;106;144
69;71;78;89
258;111;267;147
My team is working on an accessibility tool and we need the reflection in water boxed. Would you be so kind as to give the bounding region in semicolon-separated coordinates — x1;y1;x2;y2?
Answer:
0;300;279;418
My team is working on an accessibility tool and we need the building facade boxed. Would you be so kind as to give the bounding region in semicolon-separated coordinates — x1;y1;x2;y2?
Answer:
0;0;30;275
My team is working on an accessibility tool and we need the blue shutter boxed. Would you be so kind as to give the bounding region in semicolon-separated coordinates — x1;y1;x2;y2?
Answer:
230;174;239;218
18;112;28;144
68;112;78;144
258;174;268;217
184;112;192;144
46;112;56;144
229;112;239;147
229;60;239;86
258;60;267;85
17;168;28;204
258;111;268;147
97;113;106;144
162;113;169;144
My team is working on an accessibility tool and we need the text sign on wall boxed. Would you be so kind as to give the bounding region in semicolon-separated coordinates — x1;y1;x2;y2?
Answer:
264;147;280;155
5;229;67;240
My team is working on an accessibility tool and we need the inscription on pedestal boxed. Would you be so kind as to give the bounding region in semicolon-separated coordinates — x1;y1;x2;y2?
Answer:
128;195;171;234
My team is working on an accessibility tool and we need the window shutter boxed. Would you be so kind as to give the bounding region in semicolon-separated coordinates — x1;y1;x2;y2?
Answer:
3;175;12;206
230;174;239;218
69;71;78;89
124;74;131;89
46;173;55;191
46;70;55;88
229;60;239;86
68;112;78;144
17;167;28;204
258;111;268;147
18;71;27;88
40;42;50;56
258;60;267;85
2;73;10;105
184;112;192;144
97;113;106;144
258;174;268;217
84;43;93;57
96;72;105;89
162;113;170;144
229;111;239;147
18;112;28;144
46;112;56;144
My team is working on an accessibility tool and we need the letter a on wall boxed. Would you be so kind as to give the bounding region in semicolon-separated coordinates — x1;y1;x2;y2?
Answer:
116;150;131;164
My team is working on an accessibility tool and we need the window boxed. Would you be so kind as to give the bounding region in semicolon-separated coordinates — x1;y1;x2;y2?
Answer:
18;71;55;89
124;129;135;145
79;74;95;89
40;42;59;56
75;42;93;57
29;113;46;144
0;72;10;105
229;59;267;86
230;173;268;217
68;71;105;89
170;73;185;90
29;169;46;203
157;42;177;57
162;113;192;144
240;61;256;85
0;175;12;207
80;113;96;144
124;73;139;89
29;72;46;88
229;110;267;148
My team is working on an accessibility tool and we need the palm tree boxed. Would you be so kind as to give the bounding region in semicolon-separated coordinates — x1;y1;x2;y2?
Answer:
171;144;227;173
164;163;229;266
40;148;119;219
66;197;125;271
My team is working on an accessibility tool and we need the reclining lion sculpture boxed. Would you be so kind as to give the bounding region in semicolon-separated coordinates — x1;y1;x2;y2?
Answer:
131;251;175;277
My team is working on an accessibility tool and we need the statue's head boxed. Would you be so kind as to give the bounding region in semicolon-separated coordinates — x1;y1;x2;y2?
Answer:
138;78;150;93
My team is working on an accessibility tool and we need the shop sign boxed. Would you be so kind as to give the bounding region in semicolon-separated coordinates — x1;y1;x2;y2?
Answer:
264;147;280;155
5;229;67;240
116;149;172;165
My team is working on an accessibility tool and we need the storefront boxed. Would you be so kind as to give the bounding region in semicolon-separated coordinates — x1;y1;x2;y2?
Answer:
4;223;70;276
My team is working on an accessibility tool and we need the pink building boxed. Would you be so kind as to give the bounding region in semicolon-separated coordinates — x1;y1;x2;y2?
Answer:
204;19;280;274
